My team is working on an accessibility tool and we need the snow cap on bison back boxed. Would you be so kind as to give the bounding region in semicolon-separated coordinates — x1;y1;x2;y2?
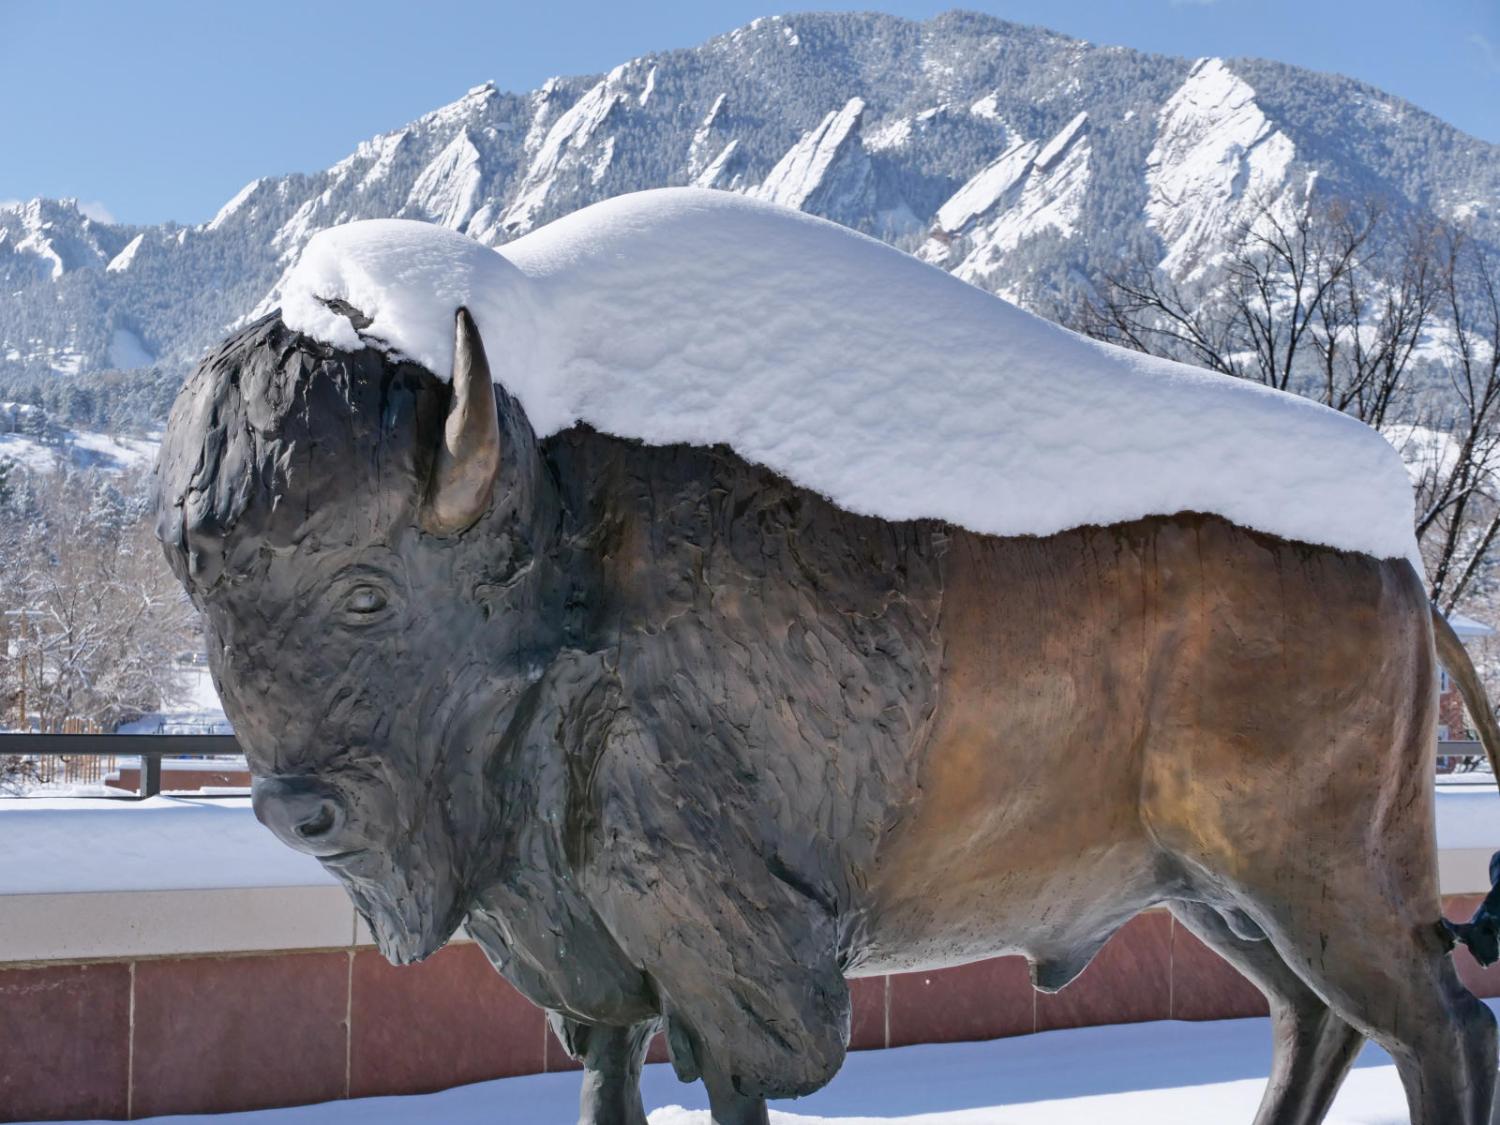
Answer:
280;186;1421;573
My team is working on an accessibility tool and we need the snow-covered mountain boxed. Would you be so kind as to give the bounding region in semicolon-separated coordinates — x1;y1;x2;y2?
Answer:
918;110;1092;296
2;10;1497;382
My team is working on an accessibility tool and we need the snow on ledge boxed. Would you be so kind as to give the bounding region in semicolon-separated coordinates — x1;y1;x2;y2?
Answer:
0;796;332;894
282;188;1421;569
0;787;1491;963
1;786;1489;896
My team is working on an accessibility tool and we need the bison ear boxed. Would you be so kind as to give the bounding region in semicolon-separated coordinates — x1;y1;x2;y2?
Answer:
420;307;503;536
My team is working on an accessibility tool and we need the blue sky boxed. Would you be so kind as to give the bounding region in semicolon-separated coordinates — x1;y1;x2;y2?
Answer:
2;0;1497;226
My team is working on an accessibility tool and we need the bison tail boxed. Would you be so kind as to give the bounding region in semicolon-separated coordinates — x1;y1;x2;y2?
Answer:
1432;603;1500;966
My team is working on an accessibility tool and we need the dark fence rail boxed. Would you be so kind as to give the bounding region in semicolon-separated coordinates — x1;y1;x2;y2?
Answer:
0;734;242;799
0;735;1490;798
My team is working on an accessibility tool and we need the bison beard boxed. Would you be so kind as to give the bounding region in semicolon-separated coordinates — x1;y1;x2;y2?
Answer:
154;309;1500;1124
343;858;445;965
332;830;469;965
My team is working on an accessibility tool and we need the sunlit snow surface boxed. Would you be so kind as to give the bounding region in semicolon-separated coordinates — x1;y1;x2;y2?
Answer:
4;780;1490;896
31;1006;1479;1124
282;187;1420;569
0;798;328;894
0;428;158;474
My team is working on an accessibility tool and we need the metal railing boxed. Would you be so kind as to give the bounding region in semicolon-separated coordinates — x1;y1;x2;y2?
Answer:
2;734;1492;798
0;733;243;799
1438;740;1484;759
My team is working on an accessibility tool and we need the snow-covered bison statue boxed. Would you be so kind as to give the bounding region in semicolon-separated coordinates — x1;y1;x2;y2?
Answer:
155;189;1500;1125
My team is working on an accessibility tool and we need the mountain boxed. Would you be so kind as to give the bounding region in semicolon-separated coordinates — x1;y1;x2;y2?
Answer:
2;10;1497;383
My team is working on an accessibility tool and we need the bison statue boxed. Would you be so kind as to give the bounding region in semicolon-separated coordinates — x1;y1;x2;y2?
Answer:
155;190;1500;1125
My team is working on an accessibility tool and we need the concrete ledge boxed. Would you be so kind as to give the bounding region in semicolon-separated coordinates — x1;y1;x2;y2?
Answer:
1439;847;1497;894
3;859;1485;965
0;886;358;963
352;911;472;950
0;856;1487;964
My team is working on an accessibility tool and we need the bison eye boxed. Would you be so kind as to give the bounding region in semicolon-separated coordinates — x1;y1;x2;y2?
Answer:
343;585;389;616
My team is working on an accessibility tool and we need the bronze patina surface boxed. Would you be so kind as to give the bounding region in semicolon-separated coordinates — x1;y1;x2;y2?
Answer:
154;310;1499;1125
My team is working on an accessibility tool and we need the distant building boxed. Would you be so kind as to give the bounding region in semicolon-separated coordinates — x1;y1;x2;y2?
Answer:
1439;611;1494;743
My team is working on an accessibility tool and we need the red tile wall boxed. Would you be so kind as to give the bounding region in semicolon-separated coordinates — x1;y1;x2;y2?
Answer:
1446;894;1500;1000
0;963;131;1121
0;895;1487;1121
130;952;348;1118
1036;912;1173;1032
106;768;251;794
887;952;1035;1047
351;944;546;1096
1440;686;1471;740
846;975;887;1051
1169;921;1271;1021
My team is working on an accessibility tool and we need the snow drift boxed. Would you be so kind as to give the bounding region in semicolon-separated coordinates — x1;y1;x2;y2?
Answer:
282;188;1419;568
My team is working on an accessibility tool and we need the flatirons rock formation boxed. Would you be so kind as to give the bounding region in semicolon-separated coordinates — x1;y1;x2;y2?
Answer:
2;10;1496;381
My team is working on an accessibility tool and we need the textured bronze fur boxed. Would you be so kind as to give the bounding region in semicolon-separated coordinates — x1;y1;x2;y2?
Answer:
155;313;1497;1125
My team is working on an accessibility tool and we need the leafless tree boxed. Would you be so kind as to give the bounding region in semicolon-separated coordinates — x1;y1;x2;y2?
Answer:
1407;229;1500;612
1072;196;1435;420
1069;195;1500;613
0;466;197;734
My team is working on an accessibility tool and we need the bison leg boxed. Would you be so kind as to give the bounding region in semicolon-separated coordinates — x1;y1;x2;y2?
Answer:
1171;852;1496;1121
701;1060;771;1125
1263;911;1497;1125
582;720;852;1102
1195;845;1497;1122
659;1012;771;1125
549;1013;657;1125
1171;901;1363;1125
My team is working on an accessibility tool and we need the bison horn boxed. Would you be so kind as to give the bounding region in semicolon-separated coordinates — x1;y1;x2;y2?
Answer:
420;307;502;535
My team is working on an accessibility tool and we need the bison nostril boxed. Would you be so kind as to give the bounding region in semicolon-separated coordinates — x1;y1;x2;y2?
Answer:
252;776;354;857
297;802;338;839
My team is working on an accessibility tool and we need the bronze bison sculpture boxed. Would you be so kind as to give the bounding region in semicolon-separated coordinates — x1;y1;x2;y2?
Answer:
155;306;1500;1125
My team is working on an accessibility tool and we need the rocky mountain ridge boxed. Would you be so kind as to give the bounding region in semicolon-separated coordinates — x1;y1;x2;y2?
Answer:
2;10;1496;382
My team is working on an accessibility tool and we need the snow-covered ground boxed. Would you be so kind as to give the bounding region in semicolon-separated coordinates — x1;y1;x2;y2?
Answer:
0;426;158;473
28;1003;1492;1125
0;796;328;893
1;783;1492;897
